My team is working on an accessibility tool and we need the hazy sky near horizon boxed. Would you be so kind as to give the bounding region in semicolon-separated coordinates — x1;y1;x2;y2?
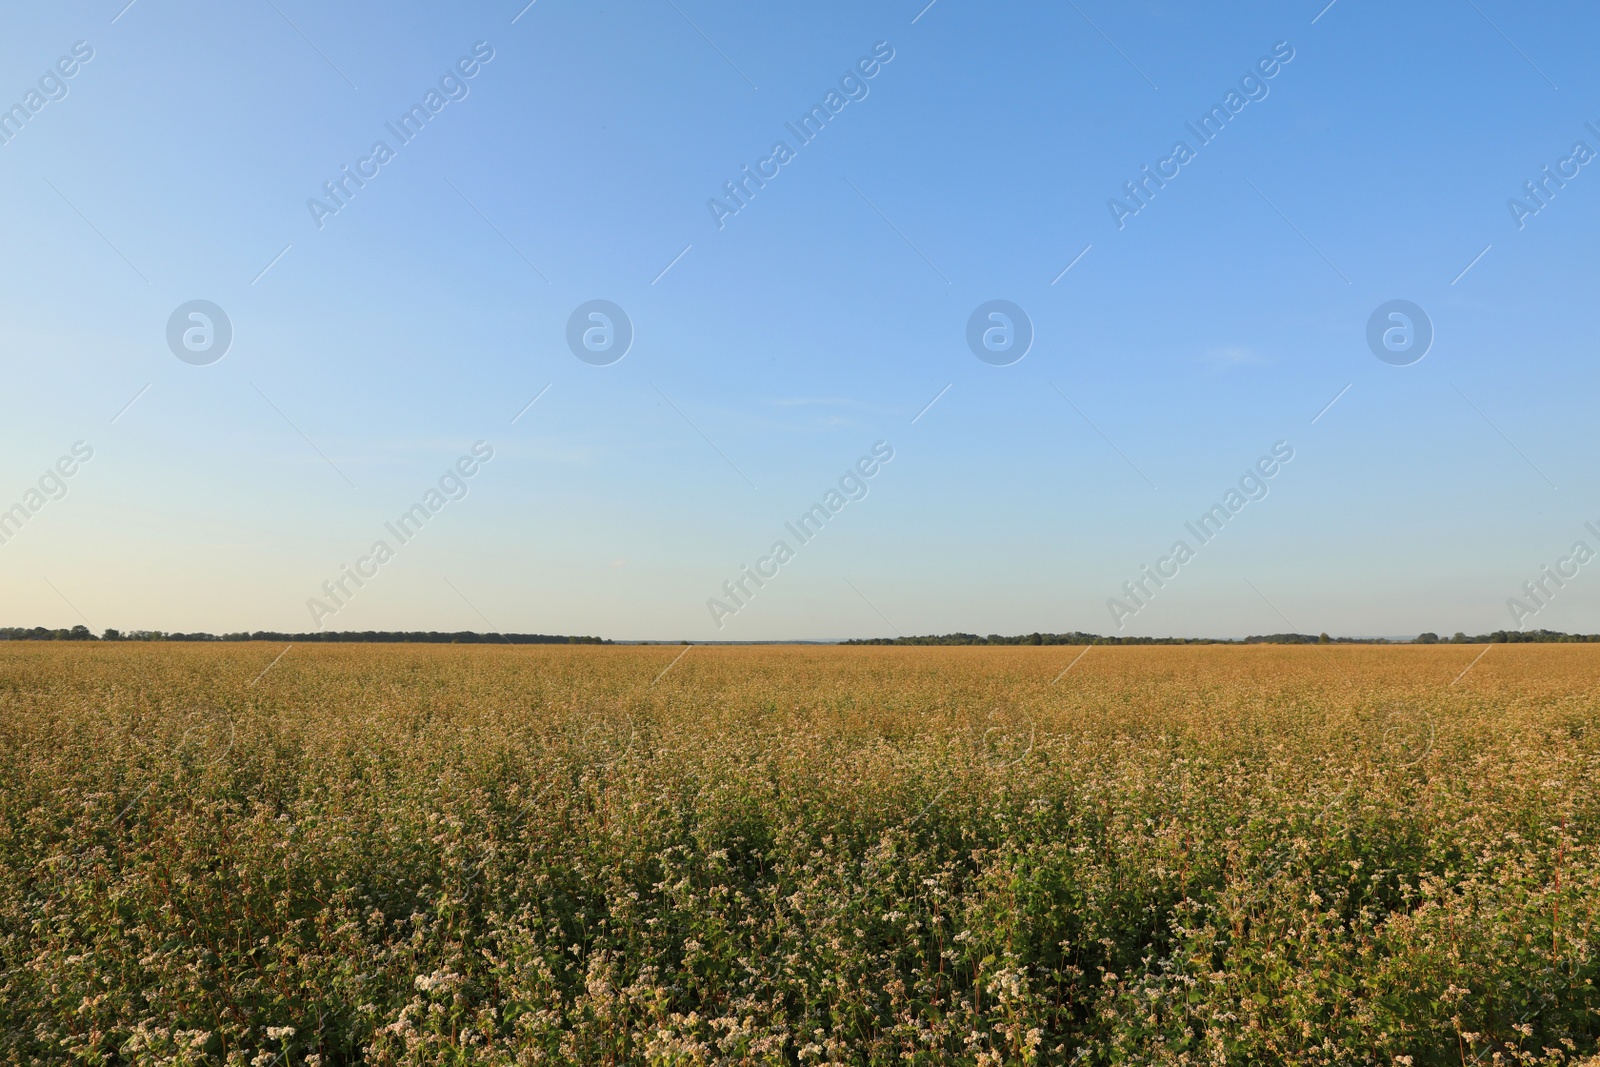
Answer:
3;0;1599;641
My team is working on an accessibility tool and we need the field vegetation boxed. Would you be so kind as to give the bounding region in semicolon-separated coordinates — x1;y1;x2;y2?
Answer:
1;642;1596;1065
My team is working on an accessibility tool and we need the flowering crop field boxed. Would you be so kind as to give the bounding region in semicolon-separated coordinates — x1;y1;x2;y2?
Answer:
2;642;1598;1065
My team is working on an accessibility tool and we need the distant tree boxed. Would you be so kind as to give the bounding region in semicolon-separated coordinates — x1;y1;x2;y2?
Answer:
1318;632;1331;644
1415;632;1439;644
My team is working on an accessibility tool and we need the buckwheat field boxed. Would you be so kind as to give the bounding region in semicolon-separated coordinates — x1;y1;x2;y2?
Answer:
2;642;1597;1065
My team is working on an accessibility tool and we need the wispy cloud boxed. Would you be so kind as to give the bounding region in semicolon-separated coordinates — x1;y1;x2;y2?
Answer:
1202;345;1268;370
770;397;873;409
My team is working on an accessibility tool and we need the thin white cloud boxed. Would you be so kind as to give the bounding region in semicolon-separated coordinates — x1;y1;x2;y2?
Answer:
1202;345;1267;370
770;397;873;409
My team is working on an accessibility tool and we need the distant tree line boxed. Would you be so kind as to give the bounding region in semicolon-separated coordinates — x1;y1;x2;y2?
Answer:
844;632;1198;646
1415;629;1600;644
5;626;1597;646
844;629;1600;646
0;627;608;644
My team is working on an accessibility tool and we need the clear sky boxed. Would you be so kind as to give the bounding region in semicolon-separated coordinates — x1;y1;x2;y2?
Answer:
3;0;1598;641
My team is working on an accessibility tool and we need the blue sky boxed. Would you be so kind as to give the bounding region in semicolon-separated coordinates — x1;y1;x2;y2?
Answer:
3;0;1598;641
